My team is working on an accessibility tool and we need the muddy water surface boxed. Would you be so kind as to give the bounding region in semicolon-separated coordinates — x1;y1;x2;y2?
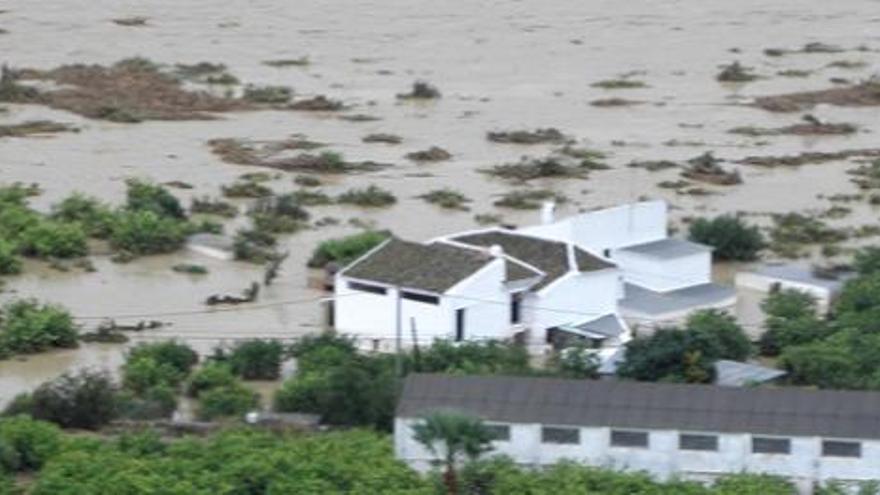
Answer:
1;0;879;405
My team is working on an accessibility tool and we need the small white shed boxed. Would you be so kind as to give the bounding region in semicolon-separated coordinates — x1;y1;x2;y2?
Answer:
611;238;712;293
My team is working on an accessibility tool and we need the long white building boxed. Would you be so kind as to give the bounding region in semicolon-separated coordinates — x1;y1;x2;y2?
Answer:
396;374;880;494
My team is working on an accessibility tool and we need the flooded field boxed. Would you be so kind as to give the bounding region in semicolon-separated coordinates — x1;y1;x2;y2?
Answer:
1;0;879;405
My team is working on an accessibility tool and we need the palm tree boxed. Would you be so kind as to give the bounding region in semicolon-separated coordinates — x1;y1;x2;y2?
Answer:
412;410;495;495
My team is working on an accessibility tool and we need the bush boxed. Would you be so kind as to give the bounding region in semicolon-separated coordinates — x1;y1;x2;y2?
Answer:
759;289;830;356
187;362;237;398
688;215;765;261
242;85;292;104
0;416;61;472
18;221;88;259
306;230;390;268
336;185;397;208
198;383;259;420
233;227;278;263
223;340;285;380
127;341;198;376
122;356;184;394
109;210;189;255
0;299;78;354
0;241;21;275
854;247;880;275
125;179;186;219
50;193;115;238
117;385;177;420
27;370;119;429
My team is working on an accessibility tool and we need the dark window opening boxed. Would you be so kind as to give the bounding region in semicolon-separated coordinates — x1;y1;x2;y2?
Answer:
611;430;649;448
510;294;522;324
541;426;580;444
486;424;511;442
603;248;611;258
752;437;791;455
455;308;465;342
679;434;718;451
822;440;861;458
347;281;387;295
401;291;440;305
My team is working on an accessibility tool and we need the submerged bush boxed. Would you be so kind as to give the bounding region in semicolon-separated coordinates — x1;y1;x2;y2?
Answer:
688;215;765;261
0;299;78;355
18;221;88;259
336;185;397;207
0;240;22;275
186;362;237;398
125;179;186;219
109;210;189;255
307;230;390;268
197;382;259;420
50;193;115;237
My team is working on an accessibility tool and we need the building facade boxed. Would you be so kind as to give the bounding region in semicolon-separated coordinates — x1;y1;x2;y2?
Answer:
396;374;880;494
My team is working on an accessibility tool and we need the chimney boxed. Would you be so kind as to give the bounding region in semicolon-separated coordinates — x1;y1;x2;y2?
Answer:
541;201;556;225
488;244;504;257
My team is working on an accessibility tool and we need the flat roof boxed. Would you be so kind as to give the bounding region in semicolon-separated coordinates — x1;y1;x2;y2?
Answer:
398;373;880;440
714;360;787;387
618;238;711;260
753;263;853;292
559;314;626;339
620;282;736;316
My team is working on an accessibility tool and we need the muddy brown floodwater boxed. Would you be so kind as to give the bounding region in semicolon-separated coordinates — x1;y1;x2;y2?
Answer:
1;0;879;406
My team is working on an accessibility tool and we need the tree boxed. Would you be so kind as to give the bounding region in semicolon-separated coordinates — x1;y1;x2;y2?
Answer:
186;362;237;398
127;341;198;376
759;289;829;356
0;240;21;276
0;416;61;472
27;370;119;429
688;215;765;261
853;247;880;276
109;210;189;255
222;339;285;380
122;356;183;394
412;411;495;495
686;309;752;362
197;383;259;420
549;342;600;379
0;299;78;355
18;221;88;259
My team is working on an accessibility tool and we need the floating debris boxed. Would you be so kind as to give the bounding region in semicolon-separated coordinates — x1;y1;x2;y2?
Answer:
590;97;643;107
681;152;742;186
0;120;77;138
754;80;880;112
288;95;344;111
396;80;441;99
405;146;452;162
206;282;260;305
729;115;857;136
493;189;567;210
362;133;403;144
716;61;758;82
737;148;880;167
487;128;567;145
418;189;471;211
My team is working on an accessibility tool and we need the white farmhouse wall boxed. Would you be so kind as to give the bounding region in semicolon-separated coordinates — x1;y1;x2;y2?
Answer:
611;250;711;292
445;259;511;341
334;275;398;342
396;417;880;494
526;269;622;335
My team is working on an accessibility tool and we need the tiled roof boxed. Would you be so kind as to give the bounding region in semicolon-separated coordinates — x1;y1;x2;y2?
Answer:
341;238;493;293
398;373;880;440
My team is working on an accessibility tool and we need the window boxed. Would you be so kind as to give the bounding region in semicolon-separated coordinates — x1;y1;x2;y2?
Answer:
541;426;580;444
455;309;465;342
347;281;387;295
610;430;649;448
752;437;791;455
486;424;510;442
510;294;522;324
400;291;439;305
679;433;718;451
822;440;861;458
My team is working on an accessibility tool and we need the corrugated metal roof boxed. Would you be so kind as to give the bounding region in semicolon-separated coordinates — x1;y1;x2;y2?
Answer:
559;314;625;339
341;238;493;293
398;373;880;439
620;283;736;316
618;238;711;260
714;360;787;387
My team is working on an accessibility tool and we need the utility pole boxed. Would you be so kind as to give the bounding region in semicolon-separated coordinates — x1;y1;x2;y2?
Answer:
394;285;403;377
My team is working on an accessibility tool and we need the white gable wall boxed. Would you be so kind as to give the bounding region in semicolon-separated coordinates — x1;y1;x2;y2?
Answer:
525;268;623;338
446;258;513;341
611;250;711;292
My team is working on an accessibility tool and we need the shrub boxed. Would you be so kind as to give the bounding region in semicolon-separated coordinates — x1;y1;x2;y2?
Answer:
50;193;115;237
242;85;292;104
0;416;61;472
0;299;78;354
18;221;89;258
223;340;285;380
109;210;189;255
127;341;198;376
336;185;396;207
688;215;765;261
187;362;237;398
122;356;184;394
854;246;880;275
125;179;186;219
117;385;177;420
0;241;21;275
759;289;830;356
198;382;259;420
28;370;119;429
306;230;390;268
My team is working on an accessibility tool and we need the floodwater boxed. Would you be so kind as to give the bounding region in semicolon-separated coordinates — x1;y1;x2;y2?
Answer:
1;0;879;405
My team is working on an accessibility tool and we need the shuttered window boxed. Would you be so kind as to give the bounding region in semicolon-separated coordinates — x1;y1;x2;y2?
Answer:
679;433;718;451
610;430;649;448
541;426;580;445
822;440;861;458
486;424;510;442
752;437;791;454
347;281;387;295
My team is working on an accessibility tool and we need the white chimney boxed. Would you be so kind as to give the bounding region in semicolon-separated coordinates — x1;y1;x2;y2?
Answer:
541;201;556;225
488;244;504;257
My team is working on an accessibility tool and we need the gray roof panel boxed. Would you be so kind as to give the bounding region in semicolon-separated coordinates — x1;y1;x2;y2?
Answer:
398;373;880;440
618;238;711;260
342;238;493;293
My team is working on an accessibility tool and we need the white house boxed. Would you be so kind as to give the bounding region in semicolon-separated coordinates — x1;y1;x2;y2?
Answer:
735;263;855;315
333;229;629;355
524;201;736;327
396;373;880;494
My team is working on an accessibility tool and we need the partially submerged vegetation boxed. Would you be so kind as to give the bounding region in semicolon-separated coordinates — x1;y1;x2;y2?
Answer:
768;212;848;258
396;80;441;100
482;156;588;181
418;189;471;211
681;152;742;186
362;133;402;144
493;189;567;210
405;146;452;162
336;185;397;208
591;78;647;89
737;148;880;167
729;115;857;136
0;299;78;359
754;79;880;112
209;138;388;174
716;61;758;82
486;128;567;145
589;97;642;107
307;230;391;268
688;215;765;261
0;120;77;138
190;197;238;217
288;95;344;111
